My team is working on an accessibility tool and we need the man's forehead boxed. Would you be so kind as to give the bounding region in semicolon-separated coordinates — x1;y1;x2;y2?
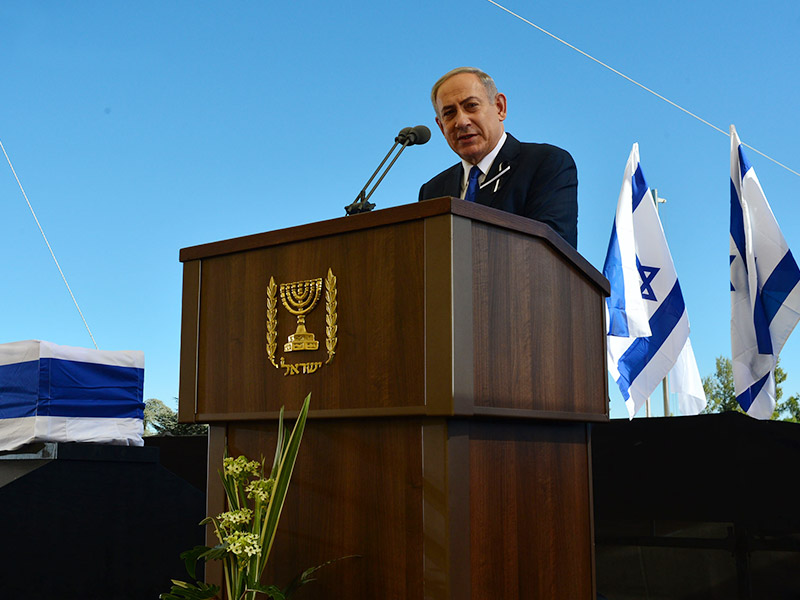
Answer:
436;75;489;107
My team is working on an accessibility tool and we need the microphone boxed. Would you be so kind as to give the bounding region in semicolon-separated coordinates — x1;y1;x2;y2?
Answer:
395;127;413;143
395;125;431;146
345;125;431;215
405;125;431;146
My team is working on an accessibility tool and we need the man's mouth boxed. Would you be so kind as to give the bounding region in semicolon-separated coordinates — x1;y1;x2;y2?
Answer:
458;133;478;143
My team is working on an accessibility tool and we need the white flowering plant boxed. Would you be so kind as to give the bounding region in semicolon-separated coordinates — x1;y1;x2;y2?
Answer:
161;394;316;600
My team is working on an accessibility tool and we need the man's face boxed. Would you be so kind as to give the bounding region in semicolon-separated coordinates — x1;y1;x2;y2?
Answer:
434;73;507;165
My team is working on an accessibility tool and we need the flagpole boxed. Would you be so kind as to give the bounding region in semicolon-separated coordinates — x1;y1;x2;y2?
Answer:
653;188;670;417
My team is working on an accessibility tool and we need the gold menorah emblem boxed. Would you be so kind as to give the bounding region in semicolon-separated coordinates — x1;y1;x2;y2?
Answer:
279;278;323;352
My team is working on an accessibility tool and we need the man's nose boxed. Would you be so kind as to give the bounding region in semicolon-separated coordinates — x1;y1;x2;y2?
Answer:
454;109;471;129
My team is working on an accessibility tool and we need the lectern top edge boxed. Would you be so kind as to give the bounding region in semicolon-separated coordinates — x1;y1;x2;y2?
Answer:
179;197;453;263
179;197;609;295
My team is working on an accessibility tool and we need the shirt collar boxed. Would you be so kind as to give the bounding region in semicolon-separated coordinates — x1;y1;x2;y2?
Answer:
461;132;508;187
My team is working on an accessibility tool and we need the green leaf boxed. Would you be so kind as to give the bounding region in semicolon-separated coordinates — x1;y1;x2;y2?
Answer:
270;407;285;479
281;555;360;598
199;544;229;562
159;579;220;600
258;393;311;573
179;546;211;579
247;582;286;599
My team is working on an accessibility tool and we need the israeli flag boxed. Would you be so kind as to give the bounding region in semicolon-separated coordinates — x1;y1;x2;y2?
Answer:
0;340;145;451
669;338;707;416
604;144;702;418
730;125;800;419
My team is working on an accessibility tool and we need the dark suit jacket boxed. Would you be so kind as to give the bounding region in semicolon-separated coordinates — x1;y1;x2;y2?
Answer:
418;134;578;248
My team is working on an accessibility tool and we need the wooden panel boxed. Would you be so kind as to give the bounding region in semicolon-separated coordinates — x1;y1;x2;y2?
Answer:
225;418;424;600
195;221;426;417
472;223;607;417
205;424;226;589
445;419;472;600
448;199;608;294
205;417;595;600
424;216;454;415
178;260;201;422
468;420;594;599
422;421;450;599
451;217;475;414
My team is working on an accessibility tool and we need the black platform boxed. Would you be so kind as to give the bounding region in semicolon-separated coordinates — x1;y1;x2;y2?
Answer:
593;412;800;600
0;439;206;600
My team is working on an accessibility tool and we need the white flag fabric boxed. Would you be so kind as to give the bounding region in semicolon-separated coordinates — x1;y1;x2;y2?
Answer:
729;125;800;419
602;145;652;341
604;143;698;418
669;338;706;416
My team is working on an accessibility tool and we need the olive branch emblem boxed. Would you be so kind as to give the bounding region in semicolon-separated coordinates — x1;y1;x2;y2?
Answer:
266;269;337;370
266;277;279;368
324;268;337;364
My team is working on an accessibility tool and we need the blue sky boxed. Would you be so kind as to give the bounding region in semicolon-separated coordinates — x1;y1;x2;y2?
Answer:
2;2;799;419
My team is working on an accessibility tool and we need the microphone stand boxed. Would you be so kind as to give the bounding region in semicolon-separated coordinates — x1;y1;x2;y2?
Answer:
345;131;413;216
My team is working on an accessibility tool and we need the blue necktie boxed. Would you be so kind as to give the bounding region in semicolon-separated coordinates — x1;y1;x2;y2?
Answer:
465;166;481;202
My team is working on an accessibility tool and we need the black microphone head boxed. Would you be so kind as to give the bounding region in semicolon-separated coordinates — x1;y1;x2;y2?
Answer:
406;125;431;146
395;127;413;144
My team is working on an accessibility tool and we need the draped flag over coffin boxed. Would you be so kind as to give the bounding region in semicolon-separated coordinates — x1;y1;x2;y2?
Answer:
0;340;144;452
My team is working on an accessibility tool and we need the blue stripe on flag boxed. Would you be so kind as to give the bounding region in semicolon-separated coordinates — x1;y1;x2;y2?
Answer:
0;358;144;420
738;145;752;181
37;358;144;419
736;371;770;413
631;165;648;212
730;256;736;292
729;172;773;355
730;180;746;262
0;360;39;419
603;221;630;337
762;251;800;326
615;281;686;401
752;291;774;354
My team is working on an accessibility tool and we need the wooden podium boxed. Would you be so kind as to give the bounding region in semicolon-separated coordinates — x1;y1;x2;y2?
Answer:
179;197;609;599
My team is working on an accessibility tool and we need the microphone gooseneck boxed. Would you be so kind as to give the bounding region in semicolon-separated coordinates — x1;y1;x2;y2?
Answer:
345;125;430;215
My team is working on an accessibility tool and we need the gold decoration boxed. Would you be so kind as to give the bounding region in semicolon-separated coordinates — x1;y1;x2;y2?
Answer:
279;357;323;376
325;268;337;364
280;278;323;352
265;269;338;375
266;277;279;368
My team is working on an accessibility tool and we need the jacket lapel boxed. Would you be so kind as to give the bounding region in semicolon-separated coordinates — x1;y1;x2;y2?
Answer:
445;163;464;198
476;134;520;208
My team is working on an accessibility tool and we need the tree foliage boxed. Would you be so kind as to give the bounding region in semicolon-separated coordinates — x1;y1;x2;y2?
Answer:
144;398;208;436
701;356;797;421
701;357;739;414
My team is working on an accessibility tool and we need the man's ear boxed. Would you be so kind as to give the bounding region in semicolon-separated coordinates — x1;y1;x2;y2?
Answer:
495;93;507;122
435;116;444;134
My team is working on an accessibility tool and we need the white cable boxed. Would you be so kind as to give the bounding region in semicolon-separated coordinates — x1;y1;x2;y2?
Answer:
1;139;99;349
486;0;800;178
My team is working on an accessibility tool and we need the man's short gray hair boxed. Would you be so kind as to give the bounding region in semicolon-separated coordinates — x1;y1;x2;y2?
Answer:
430;67;498;115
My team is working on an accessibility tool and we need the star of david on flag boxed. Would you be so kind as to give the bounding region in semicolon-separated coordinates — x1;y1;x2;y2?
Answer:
603;143;706;418
730;125;800;419
638;264;660;301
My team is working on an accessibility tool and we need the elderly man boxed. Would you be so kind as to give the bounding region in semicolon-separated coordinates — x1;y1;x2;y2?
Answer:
418;67;578;248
